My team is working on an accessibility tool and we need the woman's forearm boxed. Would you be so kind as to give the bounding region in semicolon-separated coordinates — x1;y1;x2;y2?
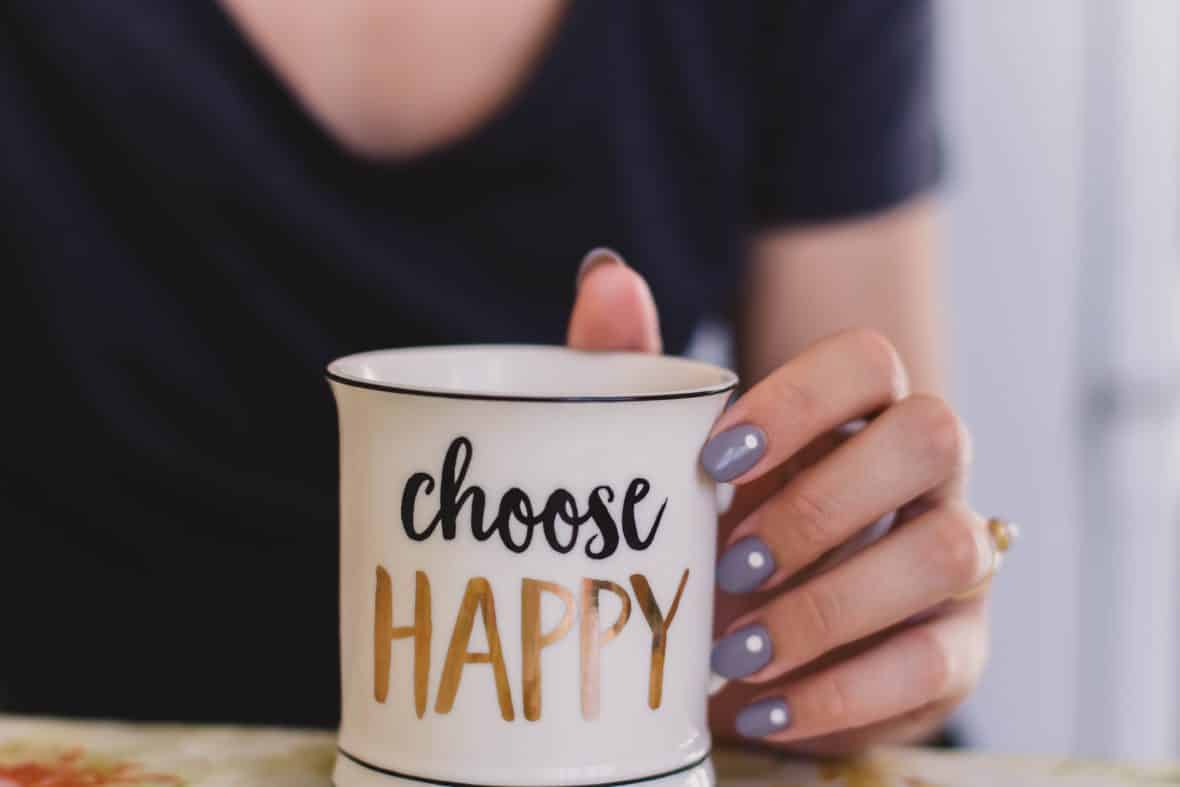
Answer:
739;196;947;395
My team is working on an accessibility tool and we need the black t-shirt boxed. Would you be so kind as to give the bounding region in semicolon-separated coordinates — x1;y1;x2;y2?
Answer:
1;1;940;725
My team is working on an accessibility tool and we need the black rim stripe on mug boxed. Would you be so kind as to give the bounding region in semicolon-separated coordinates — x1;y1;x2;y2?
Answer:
324;371;738;403
335;748;713;787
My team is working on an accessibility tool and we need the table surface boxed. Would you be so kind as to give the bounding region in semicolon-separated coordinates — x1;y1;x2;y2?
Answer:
0;716;1175;787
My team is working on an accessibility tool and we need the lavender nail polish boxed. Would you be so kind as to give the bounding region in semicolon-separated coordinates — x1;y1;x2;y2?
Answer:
576;247;624;287
710;624;772;679
836;418;869;438
700;424;766;482
735;697;791;738
717;536;775;594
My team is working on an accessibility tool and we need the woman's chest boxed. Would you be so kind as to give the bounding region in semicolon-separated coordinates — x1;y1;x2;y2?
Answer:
219;0;570;159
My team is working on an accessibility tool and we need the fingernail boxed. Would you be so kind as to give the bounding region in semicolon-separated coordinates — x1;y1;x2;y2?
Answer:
735;697;791;738
836;418;869;437
576;247;625;288
717;536;776;594
700;424;766;482
710;624;772;679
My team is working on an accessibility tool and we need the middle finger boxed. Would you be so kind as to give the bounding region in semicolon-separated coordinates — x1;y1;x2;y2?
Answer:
710;502;993;684
717;394;969;594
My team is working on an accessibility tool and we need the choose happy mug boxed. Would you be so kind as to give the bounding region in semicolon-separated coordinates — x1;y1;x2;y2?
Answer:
327;346;737;787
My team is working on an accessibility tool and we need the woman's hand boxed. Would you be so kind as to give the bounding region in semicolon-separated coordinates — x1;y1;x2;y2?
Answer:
702;331;990;754
567;248;991;755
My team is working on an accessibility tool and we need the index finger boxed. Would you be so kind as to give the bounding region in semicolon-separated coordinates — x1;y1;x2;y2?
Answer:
699;330;909;484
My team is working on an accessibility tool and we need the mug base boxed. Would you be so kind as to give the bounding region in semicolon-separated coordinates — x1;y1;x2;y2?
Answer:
332;752;716;787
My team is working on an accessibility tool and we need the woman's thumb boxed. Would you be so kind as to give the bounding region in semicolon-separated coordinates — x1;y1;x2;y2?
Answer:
565;248;663;354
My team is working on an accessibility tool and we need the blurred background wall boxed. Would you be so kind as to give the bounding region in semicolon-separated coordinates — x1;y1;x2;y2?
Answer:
939;0;1180;759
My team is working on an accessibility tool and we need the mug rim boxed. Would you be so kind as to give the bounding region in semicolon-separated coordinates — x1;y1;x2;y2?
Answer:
325;344;739;403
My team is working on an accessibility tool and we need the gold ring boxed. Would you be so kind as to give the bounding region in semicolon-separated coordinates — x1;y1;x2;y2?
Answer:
954;517;1018;601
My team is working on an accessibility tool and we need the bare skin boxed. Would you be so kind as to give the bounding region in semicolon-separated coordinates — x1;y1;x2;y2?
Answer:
568;206;989;755
223;0;991;754
221;0;567;158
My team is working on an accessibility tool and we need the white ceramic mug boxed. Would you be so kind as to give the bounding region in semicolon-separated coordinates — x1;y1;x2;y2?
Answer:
327;346;737;787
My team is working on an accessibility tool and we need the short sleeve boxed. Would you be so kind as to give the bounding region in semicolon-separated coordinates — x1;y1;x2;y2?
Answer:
751;0;943;225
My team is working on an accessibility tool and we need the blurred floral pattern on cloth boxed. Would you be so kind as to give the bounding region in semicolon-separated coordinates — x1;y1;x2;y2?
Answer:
0;716;1173;787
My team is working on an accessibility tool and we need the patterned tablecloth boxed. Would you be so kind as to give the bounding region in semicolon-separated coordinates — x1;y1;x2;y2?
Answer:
0;716;1175;787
